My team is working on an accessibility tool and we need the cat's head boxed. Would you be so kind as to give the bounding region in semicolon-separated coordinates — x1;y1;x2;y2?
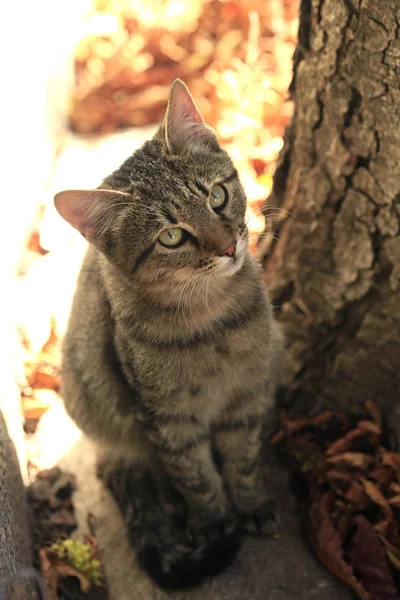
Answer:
55;79;249;292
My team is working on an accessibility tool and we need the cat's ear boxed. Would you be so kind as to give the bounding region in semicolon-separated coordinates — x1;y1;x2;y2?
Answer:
54;188;129;242
162;79;220;154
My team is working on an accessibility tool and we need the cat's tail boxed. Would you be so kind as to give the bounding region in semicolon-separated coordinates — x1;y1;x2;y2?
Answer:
101;461;241;589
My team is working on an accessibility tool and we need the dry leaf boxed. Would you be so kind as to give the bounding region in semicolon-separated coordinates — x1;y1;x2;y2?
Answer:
274;405;400;598
369;467;394;485
358;421;381;435
388;495;400;508
381;450;400;471
326;452;373;471
380;537;400;571
365;401;383;430
326;425;380;457
39;547;91;599
309;493;369;599
28;364;60;390
344;481;369;508
360;478;393;518
351;516;399;600
389;482;400;495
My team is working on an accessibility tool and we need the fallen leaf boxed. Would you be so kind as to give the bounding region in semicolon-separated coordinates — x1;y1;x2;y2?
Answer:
326;469;354;484
365;401;383;430
358;421;381;435
369;467;394;486
39;547;91;599
344;481;369;508
271;410;337;444
360;478;393;518
388;495;400;508
374;517;391;536
380;537;400;571
326;425;380;457
326;452;373;471
389;482;400;495
309;492;369;599
381;450;400;471
351;515;399;600
28;364;60;390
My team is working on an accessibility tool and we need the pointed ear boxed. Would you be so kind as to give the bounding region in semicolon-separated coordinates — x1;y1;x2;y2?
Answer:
163;79;220;154
54;189;129;241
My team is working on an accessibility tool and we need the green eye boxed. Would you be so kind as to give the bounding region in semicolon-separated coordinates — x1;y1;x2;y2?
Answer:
210;184;228;210
158;227;184;248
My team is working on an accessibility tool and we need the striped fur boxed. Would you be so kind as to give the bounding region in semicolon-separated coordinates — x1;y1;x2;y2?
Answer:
56;80;284;588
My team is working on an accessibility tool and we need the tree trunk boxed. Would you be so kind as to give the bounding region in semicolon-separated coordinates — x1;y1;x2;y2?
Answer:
263;0;400;426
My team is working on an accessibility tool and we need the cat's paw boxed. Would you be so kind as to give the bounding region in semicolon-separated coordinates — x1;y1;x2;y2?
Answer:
186;510;237;548
238;499;279;537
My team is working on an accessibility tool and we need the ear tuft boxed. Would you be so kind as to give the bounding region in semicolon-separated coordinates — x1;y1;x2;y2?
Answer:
54;188;129;241
163;79;220;154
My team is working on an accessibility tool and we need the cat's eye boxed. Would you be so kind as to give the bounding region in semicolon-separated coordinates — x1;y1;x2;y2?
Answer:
210;185;228;210
158;227;184;248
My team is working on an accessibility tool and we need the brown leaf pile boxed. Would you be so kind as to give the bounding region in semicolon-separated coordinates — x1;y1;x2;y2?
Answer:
271;405;400;600
70;0;296;136
68;0;298;251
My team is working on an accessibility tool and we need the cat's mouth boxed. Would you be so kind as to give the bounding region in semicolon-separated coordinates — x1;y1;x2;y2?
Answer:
215;238;246;277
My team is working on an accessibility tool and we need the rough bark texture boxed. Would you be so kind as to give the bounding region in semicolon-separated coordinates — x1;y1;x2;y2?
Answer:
263;0;400;426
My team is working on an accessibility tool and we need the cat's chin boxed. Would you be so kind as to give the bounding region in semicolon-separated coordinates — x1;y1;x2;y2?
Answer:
216;252;245;278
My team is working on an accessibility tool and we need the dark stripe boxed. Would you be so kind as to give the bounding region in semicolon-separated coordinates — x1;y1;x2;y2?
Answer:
130;242;156;274
169;199;181;211
156;432;209;455
227;383;267;413
222;169;238;185
222;287;264;331
144;411;199;427
162;209;178;224
194;180;209;196
161;412;199;424
131;286;265;350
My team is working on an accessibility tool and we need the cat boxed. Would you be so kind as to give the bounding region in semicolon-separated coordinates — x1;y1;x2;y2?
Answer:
54;79;284;589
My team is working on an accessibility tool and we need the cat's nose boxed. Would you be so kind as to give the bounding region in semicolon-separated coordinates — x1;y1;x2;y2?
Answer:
220;242;236;257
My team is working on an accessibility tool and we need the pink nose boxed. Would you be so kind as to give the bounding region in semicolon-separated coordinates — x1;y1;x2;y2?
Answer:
220;242;236;257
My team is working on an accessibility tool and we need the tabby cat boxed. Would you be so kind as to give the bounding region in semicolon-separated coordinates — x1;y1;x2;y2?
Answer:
54;79;284;589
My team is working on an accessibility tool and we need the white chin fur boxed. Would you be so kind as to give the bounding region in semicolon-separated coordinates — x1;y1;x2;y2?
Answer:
215;238;246;277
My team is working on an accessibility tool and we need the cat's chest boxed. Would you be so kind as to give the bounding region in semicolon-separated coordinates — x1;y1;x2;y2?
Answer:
129;323;271;423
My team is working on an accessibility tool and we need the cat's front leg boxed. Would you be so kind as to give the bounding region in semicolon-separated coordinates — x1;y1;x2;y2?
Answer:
214;396;278;536
148;424;235;545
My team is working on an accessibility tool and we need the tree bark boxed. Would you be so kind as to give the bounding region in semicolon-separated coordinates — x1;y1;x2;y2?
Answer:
263;0;400;425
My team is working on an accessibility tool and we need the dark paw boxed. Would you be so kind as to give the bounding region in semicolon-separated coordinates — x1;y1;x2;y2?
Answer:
239;499;279;537
186;511;237;548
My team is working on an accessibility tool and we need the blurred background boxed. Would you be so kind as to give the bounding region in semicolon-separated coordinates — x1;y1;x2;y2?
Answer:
2;0;298;485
